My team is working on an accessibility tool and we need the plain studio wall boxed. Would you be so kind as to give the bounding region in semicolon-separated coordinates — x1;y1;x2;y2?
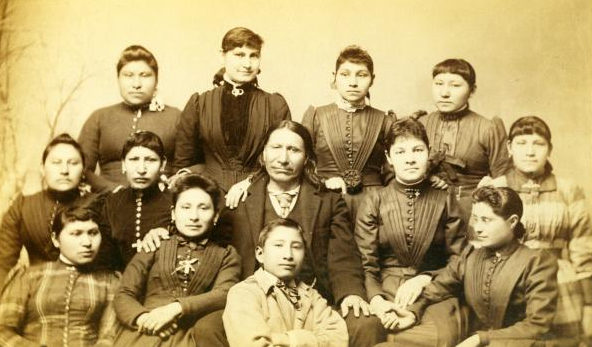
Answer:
1;0;591;211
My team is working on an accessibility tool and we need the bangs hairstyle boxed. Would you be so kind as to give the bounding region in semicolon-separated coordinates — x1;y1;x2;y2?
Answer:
335;45;374;75
472;186;526;239
257;218;304;248
508;116;552;149
221;27;264;52
170;173;223;214
384;117;430;150
52;204;99;236
42;133;85;167
259;120;323;189
432;58;476;90
121;131;166;161
116;45;159;80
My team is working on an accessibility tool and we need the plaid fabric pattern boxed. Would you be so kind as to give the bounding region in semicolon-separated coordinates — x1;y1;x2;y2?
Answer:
0;261;119;347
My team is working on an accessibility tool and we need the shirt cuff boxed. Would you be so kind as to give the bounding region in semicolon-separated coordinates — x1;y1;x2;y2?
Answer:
476;331;490;345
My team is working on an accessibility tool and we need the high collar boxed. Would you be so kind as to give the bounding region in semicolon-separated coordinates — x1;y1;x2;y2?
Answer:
129;181;162;199
121;101;150;113
57;255;94;273
507;165;556;193
175;232;209;248
46;188;81;203
222;75;257;91
390;177;429;194
484;239;520;259
438;105;471;121
335;96;367;113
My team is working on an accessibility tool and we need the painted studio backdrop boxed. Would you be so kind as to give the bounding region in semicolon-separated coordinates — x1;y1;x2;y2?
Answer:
0;0;591;211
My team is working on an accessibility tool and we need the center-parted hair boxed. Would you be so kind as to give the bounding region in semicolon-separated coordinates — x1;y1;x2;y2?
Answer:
472;186;526;238
52;203;99;236
335;45;374;75
116;45;159;81
257;218;305;248
170;173;223;214
432;58;476;90
384;117;430;150
221;27;264;52
120;130;166;161
508;116;553;148
259;120;323;188
42;133;86;167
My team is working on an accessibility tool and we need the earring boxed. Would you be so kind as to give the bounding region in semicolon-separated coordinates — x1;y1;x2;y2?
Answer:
122;167;126;174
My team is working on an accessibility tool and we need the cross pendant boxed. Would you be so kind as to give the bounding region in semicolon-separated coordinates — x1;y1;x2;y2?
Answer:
131;241;142;253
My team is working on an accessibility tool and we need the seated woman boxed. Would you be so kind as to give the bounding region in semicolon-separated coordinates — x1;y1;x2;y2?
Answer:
99;131;172;270
301;45;395;221
78;45;180;192
0;133;97;285
223;218;348;347
113;173;240;347
0;203;119;347
420;59;511;223
482;116;592;342
386;186;559;347
355;117;467;346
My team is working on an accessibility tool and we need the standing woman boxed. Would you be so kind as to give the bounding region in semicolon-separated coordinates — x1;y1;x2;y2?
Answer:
99;131;172;271
302;45;395;220
489;116;591;342
79;45;180;192
355;118;466;346
0;133;96;285
421;59;511;221
174;27;291;196
113;173;240;347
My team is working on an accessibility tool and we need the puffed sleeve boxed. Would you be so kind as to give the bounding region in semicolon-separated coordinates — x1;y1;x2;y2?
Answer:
0;194;25;286
173;93;204;172
327;194;367;303
0;266;38;347
354;190;385;300
486;117;511;178
564;182;592;302
113;251;156;328
78;110;117;192
95;272;121;347
409;247;469;320
270;93;291;122
176;245;241;317
301;106;317;144
285;289;348;347
477;250;558;344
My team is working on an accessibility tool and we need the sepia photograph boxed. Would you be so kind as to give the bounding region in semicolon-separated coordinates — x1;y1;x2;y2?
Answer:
0;0;590;346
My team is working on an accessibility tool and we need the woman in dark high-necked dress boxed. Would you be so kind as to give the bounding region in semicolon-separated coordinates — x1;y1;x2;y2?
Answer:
420;59;511;223
99;131;172;271
113;173;240;347
173;27;290;199
302;45;395;223
0;133;97;285
355;118;467;346
382;186;559;347
78;45;180;192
